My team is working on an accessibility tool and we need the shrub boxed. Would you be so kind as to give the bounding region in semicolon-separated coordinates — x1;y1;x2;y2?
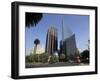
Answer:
49;55;59;64
81;50;89;63
59;54;65;62
25;53;49;63
39;53;49;63
33;54;39;62
25;54;35;63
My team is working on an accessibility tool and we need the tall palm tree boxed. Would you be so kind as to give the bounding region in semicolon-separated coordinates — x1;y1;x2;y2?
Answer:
34;39;40;54
26;12;43;27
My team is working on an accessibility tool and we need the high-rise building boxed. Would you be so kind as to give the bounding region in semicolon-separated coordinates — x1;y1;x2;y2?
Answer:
60;20;77;60
45;27;58;55
60;34;77;56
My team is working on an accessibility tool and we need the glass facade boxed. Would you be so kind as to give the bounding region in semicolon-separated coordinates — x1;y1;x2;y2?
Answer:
45;27;58;55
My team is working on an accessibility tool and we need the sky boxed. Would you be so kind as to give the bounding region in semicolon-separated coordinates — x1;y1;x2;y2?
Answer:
25;13;89;55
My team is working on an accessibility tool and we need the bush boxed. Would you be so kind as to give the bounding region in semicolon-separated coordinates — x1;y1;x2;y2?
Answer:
67;54;75;61
81;50;89;63
25;55;30;62
25;54;35;63
33;54;39;62
59;54;65;62
39;53;49;63
49;55;59;64
25;53;49;63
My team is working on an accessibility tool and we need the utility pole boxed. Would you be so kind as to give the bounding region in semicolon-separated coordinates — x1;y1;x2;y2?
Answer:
61;19;64;54
62;19;64;41
88;39;90;50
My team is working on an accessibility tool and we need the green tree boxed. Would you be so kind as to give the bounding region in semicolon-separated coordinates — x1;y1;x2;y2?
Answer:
81;50;89;63
33;54;39;62
75;52;81;60
39;53;49;63
25;55;30;62
67;54;74;61
25;53;35;63
49;55;59;64
59;54;65;62
26;13;43;27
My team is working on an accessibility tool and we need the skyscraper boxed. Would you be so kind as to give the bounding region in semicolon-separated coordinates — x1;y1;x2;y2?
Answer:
60;34;77;56
45;27;58;55
60;20;77;60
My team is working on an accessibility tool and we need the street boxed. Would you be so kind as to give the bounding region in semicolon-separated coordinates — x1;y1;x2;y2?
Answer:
26;62;89;68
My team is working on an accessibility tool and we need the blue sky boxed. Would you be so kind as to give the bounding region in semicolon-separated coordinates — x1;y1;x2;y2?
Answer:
25;13;89;55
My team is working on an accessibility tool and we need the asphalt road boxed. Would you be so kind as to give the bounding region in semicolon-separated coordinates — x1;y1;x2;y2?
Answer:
25;62;87;68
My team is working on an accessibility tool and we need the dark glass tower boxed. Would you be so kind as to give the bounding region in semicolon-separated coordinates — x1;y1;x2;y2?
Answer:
60;20;77;59
60;34;77;56
45;27;58;55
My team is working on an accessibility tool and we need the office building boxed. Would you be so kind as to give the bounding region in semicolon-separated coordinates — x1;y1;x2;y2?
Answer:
45;27;58;55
